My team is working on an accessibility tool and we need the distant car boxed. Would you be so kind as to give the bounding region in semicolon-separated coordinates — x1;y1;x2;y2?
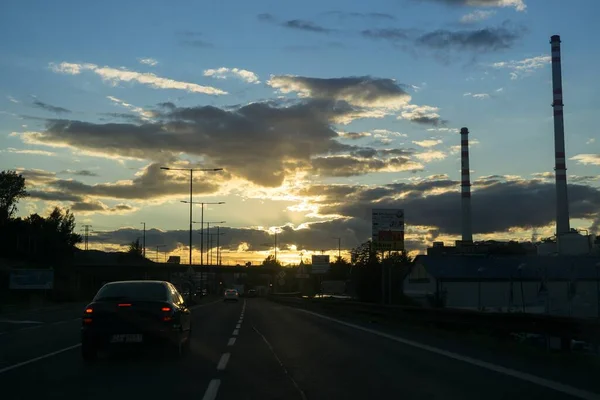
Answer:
223;289;239;302
246;289;257;298
80;280;192;361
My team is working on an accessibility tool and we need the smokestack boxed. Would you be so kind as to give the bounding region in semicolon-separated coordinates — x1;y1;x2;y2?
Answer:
460;127;473;242
550;35;570;235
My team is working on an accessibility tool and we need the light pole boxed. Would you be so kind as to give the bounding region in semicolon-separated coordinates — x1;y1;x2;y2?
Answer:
333;237;341;261
191;213;226;265
155;245;166;263
518;263;526;312
596;262;600;319
160;166;223;266
216;226;225;266
140;222;146;258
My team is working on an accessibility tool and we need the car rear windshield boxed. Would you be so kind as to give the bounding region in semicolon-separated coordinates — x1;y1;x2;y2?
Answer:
94;282;168;301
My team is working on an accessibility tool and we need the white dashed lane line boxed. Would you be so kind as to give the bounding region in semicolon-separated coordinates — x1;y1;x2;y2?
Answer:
236;323;241;329
202;379;221;400
233;329;239;336
217;353;230;371
227;337;236;346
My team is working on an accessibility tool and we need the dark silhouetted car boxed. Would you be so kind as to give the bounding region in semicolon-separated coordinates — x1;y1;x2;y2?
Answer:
223;288;239;302
246;289;257;298
80;280;192;361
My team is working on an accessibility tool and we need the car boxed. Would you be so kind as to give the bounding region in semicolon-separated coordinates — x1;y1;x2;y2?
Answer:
223;288;239;302
80;280;192;361
246;289;257;298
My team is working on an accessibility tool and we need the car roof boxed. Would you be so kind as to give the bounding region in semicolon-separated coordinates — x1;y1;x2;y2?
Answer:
104;280;168;286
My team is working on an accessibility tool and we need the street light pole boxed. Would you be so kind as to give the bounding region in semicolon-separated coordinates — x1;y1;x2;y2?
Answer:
141;222;146;258
518;263;526;312
160;166;223;266
333;237;341;260
155;245;165;263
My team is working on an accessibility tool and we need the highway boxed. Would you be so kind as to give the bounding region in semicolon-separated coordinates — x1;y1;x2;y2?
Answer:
1;298;599;400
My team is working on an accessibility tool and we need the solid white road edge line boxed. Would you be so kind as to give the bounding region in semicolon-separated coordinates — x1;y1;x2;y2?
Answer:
217;353;230;371
228;337;236;346
295;308;600;400
202;379;221;400
233;329;239;336
0;344;81;375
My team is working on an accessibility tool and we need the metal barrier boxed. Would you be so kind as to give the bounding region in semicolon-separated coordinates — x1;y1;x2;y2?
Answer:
268;295;600;350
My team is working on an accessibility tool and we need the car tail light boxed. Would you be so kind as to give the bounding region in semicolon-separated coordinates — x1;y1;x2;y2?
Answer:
118;303;132;307
161;307;171;312
85;308;93;314
83;318;93;325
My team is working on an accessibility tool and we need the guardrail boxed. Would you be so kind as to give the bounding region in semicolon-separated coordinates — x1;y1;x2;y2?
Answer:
268;295;600;351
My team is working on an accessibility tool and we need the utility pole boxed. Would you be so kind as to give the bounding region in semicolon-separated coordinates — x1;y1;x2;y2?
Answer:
82;225;92;250
333;237;341;260
155;245;165;263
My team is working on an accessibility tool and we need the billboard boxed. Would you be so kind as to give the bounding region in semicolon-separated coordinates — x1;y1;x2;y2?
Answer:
311;255;330;274
372;208;405;251
9;269;54;290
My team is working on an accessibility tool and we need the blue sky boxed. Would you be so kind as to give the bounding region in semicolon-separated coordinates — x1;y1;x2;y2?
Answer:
1;0;599;264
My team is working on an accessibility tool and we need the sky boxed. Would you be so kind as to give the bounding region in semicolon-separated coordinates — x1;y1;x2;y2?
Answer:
1;0;599;265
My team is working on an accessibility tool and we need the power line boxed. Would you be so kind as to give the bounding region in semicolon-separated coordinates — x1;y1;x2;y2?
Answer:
81;224;92;250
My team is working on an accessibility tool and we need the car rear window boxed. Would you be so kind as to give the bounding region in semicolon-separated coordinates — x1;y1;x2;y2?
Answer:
94;282;168;301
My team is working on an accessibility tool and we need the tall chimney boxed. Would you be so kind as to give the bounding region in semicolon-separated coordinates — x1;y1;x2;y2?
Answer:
460;127;473;242
550;35;570;235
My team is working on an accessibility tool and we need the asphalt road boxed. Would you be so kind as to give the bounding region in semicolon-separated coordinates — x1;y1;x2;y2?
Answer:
0;297;598;400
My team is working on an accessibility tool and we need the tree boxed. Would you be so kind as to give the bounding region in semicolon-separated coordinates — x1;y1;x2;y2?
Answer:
0;170;28;222
262;254;281;268
127;238;143;257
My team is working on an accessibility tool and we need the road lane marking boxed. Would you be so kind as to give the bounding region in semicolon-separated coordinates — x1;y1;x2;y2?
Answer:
217;353;230;370
0;344;81;375
0;319;43;324
236;323;241;329
238;320;243;324
228;338;236;346
253;326;307;400
295;308;600;400
202;379;221;400
233;329;239;336
0;318;81;336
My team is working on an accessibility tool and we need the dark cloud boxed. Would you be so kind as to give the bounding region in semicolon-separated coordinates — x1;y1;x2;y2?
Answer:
99;112;145;123
59;169;99;177
341;131;371;140
28;190;83;202
416;26;522;52
49;163;221;200
32;100;71;114
283;20;333;33
411;116;447;126
70;199;135;213
417;0;525;10
313;179;600;235
362;28;411;40
311;156;422;177
324;11;395;20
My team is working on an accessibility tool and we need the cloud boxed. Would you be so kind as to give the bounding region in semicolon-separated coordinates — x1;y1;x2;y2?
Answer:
283;20;333;33
268;75;410;109
3;148;55;156
70;199;136;214
323;11;395;20
15;168;56;184
362;28;412;41
490;55;551;79
311;155;423;177
464;92;490;99
416;26;523;52
372;129;407;138
420;0;526;11
138;58;158;66
338;131;372;140
257;13;276;22
59;169;99;177
399;105;445;126
414;150;447;162
460;10;496;23
570;154;600;166
203;67;260;84
587;138;596;145
28;190;83;202
413;139;443;148
106;96;155;120
7;96;20;103
32;100;71;114
50;62;226;95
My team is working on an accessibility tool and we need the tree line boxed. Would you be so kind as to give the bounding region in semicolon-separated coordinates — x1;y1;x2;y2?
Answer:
0;170;82;263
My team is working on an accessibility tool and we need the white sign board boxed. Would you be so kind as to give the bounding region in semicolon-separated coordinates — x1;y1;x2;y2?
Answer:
372;208;405;251
311;255;330;274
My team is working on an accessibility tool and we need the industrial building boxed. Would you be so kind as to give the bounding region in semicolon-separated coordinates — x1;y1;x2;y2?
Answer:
402;36;599;317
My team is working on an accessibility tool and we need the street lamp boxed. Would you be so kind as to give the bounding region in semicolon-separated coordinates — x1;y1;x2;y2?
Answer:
205;221;225;265
261;231;278;264
333;237;341;261
160;166;223;266
184;203;225;265
140;222;146;258
155;245;166;263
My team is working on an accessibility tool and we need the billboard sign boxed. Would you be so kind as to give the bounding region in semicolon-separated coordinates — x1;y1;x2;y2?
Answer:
372;208;405;251
311;255;330;274
9;269;54;290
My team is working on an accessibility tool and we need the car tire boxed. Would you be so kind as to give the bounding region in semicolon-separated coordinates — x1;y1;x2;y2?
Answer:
81;342;98;362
